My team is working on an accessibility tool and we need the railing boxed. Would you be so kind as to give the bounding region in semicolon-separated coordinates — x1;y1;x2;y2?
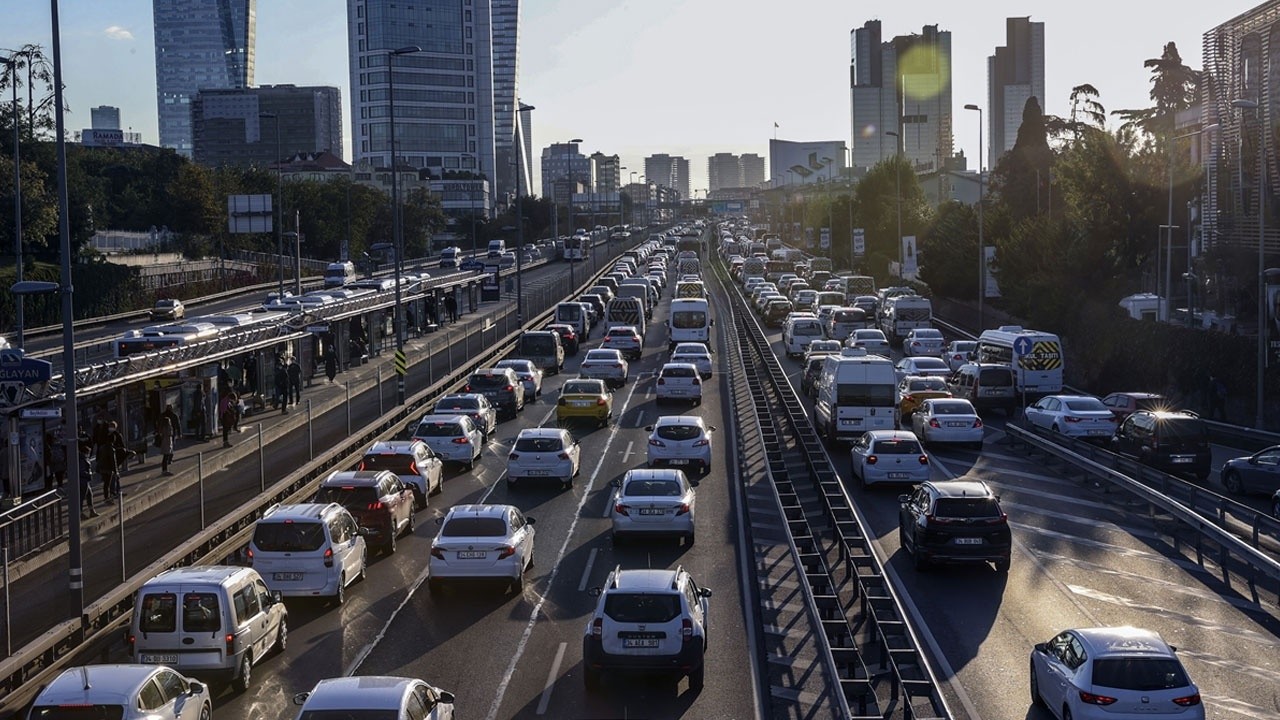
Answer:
0;490;66;562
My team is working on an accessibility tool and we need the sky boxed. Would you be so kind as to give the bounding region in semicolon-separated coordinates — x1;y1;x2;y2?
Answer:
2;0;1266;197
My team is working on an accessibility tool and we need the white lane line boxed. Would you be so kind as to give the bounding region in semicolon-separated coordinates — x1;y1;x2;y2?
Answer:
534;642;568;716
483;378;641;720
577;547;599;591
344;562;433;677
601;492;614;518
621;440;635;462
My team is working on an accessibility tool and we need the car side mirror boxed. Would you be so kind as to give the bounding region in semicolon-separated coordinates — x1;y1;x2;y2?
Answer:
436;517;445;525
1033;642;1047;654
708;426;717;432
699;587;713;598
293;692;311;706
438;691;456;704
525;516;536;525
1248;457;1258;465
271;591;283;604
611;478;622;487
357;526;374;537
644;425;655;432
188;681;206;696
588;587;603;597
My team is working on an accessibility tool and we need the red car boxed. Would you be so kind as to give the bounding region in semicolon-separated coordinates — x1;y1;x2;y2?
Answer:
314;470;416;554
544;323;580;355
1100;392;1172;420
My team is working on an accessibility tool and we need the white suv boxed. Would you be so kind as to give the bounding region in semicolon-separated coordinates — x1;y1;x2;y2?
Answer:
582;566;712;691
249;503;368;605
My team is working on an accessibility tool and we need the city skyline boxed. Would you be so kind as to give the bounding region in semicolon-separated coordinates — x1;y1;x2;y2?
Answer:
2;0;1264;195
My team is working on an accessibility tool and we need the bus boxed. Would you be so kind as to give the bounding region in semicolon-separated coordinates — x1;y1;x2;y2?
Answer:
813;348;897;443
563;235;590;262
676;236;703;258
977;326;1064;396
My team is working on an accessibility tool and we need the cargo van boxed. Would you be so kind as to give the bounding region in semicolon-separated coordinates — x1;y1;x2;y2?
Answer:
668;297;712;350
814;348;897;443
130;565;288;691
555;301;589;338
516;330;565;374
676;280;707;299
439;246;461;268
323;261;357;288
605;296;647;335
487;239;507;258
617;278;655;318
782;315;826;358
947;362;1017;413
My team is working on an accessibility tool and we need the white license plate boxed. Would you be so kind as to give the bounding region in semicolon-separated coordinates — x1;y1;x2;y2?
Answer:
273;572;304;582
1088;429;1110;436
623;638;660;648
666;389;687;395
526;469;549;476
140;654;179;664
668;459;690;465
953;537;983;545
945;421;968;427
840;418;862;425
887;472;909;479
1171;456;1194;463
571;400;593;407
639;508;665;516
457;551;486;559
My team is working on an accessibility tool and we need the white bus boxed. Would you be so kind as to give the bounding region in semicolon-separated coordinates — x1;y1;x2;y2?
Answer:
879;294;932;342
668;297;712;350
977;326;1064;396
814;348;897;443
563;235;590;262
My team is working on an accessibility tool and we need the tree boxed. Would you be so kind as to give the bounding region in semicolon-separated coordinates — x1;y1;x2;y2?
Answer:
1045;84;1107;141
919;201;978;299
989;96;1054;222
1112;42;1200;139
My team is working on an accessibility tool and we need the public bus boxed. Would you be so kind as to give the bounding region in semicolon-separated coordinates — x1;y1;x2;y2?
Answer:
977;326;1064;396
563;234;590;262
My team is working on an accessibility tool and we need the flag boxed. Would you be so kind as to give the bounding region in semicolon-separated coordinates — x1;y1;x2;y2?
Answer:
774;122;779;128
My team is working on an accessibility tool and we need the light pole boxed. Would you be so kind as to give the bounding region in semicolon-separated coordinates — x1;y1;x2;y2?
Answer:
964;104;985;330
514;104;535;326
258;112;284;300
462;153;480;259
388;45;420;406
822;157;834;258
4;54;24;347
885;130;904;281
1232;98;1267;429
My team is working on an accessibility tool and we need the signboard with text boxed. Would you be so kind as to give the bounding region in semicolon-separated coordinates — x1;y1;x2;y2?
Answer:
853;228;865;256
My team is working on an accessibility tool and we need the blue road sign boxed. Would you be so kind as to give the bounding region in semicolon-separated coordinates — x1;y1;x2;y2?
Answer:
0;349;53;384
1012;336;1032;357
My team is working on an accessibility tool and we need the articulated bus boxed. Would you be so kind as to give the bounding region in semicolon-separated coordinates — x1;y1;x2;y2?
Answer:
113;323;221;358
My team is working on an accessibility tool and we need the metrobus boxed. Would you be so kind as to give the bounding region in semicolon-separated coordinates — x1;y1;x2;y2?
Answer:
563;234;590;262
977;326;1064;396
113;323;221;358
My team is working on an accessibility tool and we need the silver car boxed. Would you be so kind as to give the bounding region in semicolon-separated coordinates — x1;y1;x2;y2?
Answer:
849;430;930;488
670;342;713;379
410;414;484;469
645;415;715;474
846;328;891;356
495;358;545;400
904;328;945;357
28;664;212;720
292;676;455;720
609;468;696;545
579;348;629;388
431;393;498;439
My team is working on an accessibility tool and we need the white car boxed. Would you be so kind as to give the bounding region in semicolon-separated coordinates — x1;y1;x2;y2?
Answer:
292;676;455;720
28;664;212;720
602;325;644;360
849;430;930;488
579;348;629;388
846;328;891;356
609;468;697;545
655;362;703;405
670;342;713;378
1030;626;1205;720
944;340;978;372
904;328;946;357
911;398;984;447
495;358;545;400
429;504;536;594
358;439;444;508
410;414;485;469
1024;394;1117;440
646;415;715;474
506;427;581;489
894;355;952;381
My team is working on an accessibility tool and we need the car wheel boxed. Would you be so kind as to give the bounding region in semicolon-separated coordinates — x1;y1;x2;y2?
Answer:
357;549;367;582
234;653;252;693
512;571;525;594
1030;661;1045;707
334;574;346;605
1051;423;1060;434
414;488;428;510
200;703;212;720
995;556;1010;573
275;618;288;655
911;540;928;571
686;532;696;547
1222;470;1244;494
1063;707;1073;720
405;510;416;536
688;665;705;691
385;529;397;555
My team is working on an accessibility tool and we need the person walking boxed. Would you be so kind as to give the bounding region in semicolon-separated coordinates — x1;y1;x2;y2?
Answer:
97;420;127;502
274;362;290;414
44;426;67;491
192;385;209;441
288;357;303;406
444;293;457;323
219;390;238;448
157;404;179;476
324;352;338;383
78;440;98;518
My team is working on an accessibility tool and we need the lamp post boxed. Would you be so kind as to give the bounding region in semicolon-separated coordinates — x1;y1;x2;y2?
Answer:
388;45;420;406
822;157;834;259
1166;125;1220;320
1232;98;1267;429
4;54;24;348
513;104;534;326
885;130;904;281
964;104;985;330
258;112;284;300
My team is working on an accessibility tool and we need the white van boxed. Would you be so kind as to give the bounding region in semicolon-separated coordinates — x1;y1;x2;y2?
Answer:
248;502;368;604
487;239;507;258
554;301;589;338
782;315;826;358
130;565;287;691
439;246;461;268
668;297;712;350
813;348;897;443
323;261;357;288
605;296;647;335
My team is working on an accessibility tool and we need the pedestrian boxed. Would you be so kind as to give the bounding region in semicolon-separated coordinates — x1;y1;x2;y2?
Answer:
157;404;179;476
324;352;338;383
78;440;98;518
219;390;238;448
96;420;127;502
288;357;303;405
425;295;438;326
44;426;67;491
444;293;457;323
192;385;209;441
274;362;290;414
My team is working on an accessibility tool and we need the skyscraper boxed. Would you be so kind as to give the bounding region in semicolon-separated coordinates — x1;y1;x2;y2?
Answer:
740;153;766;187
988;17;1045;169
492;0;528;200
192;85;343;168
91;106;121;130
541;142;590;204
153;0;256;157
644;154;690;199
707;153;742;191
849;21;953;177
348;0;497;210
590;152;621;193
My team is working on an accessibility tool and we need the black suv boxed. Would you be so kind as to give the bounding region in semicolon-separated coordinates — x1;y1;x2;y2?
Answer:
1111;410;1211;480
898;480;1011;572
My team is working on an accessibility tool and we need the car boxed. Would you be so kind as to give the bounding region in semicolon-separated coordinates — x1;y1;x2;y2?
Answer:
150;298;185;320
586;285;615;304
291;676;455;720
1024;394;1117;440
670;342;713;379
431;393;498;440
904;328;945;357
602;325;644;360
463;367;526;418
582;566;712;691
1273;488;1280;519
1029;627;1205;720
609;469;697;545
804;339;843;360
849;430;930;487
579;348;629;388
557;378;613;427
898;480;1011;571
544;323;581;355
1101;391;1172;420
645;415;715;474
792;289;819;312
893;356;952;381
357;439;444;509
409;414;484;469
846;328;891;356
1221;444;1280;496
762;299;793;326
799;355;826;398
897;375;953;420
580;293;607;324
429;504;535;594
911;398;984;447
943;340;978;372
28;664;212;720
1111;410;1211;481
495;358;545;399
314;470;415;554
459;256;485;271
250;503;369;603
497;251;517;269
655;362;703;405
506;427;581;489
851;295;879;316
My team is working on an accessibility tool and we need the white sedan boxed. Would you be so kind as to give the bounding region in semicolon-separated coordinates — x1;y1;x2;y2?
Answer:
911;398;984;448
646;415;715;474
1023;394;1117;440
846;328;891;357
670;342;713;378
506;427;581;489
579;348;629;388
429;504;536;594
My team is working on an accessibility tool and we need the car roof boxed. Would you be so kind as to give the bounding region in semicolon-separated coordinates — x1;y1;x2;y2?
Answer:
472;367;515;376
40;665;162;704
607;326;639;333
925;480;994;498
585;348;623;357
321;470;390;487
415;414;470;426
302;676;417;710
864;430;917;441
262;502;341;520
437;393;483;405
445;503;514;519
515;427;567;439
622;468;686;483
612;568;679;591
497;358;536;367
1070;627;1173;657
660;362;699;371
653;414;705;427
1109;391;1163;399
365;440;424;455
149;565;252;584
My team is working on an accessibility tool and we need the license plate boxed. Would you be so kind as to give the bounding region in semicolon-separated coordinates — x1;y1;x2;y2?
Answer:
666;389;687;395
140;654;179;664
668;459;690;465
841;418;862;425
572;400;593;407
526;469;549;476
1171;456;1194;463
1088;429;1110;436
273;572;304;582
954;537;982;545
887;472;909;479
639;508;665;516
623;638;660;649
945;421;968;427
457;551;486;559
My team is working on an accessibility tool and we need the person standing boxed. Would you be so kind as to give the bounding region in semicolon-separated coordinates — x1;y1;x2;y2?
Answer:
192;385;209;441
78;440;98;518
324;352;338;383
274;362;290;415
44;426;67;491
157;404;179;476
288;357;303;406
219;390;238;448
444;293;457;323
97;420;126;502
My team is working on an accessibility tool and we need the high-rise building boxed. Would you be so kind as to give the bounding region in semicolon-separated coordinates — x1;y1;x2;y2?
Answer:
707;153;742;191
740;153;766;188
644;154;690;199
153;0;256;157
348;0;497;211
849;21;953;177
541;142;590;204
192;85;343;169
519;101;534;195
988;17;1045;169
91;106;121;130
492;0;528;200
590;152;622;193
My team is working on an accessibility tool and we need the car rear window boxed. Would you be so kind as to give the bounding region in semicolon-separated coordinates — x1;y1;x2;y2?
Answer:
181;592;221;632
441;517;507;537
907;378;948;392
563;381;601;394
933;498;1002;519
655;424;702;441
1064;398;1108;412
315;485;380;508
138;592;178;633
299;711;399;720
978;368;1013;386
836;384;895;405
1091;657;1190;691
661;366;696;378
1155;418;1207;441
930;401;974;415
415;421;463;437
872;439;922;455
520;336;555;354
624;480;683;497
254;521;326;552
468;374;509;389
514;436;564;452
30;706;126;719
436;398;479;412
360;454;415;474
604;593;681;623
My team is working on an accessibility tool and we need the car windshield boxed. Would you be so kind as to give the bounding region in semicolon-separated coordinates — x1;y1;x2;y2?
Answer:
514;437;564;452
415;421;464;437
441;517;507;537
1064;398;1107;412
655;424;702;441
314;485;380;508
872;439;922;455
623;479;684;497
915;330;943;339
930;401;974;415
563;381;602;394
30;707;127;719
254;521;326;552
933;498;1002;519
1091;657;1190;691
604;593;681;623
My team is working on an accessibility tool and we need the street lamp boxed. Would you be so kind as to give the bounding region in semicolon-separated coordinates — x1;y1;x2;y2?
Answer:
1232;98;1267;429
964;104;985;330
885;130;904;281
822;157;834;258
4;54;24;348
1166;124;1220;321
258;112;284;301
514;104;535;326
386;45;420;406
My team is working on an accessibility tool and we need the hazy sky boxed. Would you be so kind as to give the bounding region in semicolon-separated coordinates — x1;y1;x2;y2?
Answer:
2;1;1264;196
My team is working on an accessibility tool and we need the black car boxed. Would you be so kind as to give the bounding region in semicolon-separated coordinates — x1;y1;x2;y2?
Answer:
579;294;606;326
544;323;581;355
1110;410;1211;481
898;480;1011;572
459;256;485;271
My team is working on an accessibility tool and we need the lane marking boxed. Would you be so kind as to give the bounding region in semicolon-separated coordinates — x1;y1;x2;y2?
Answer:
483;378;642;720
621;440;635;462
577;547;599;591
535;642;568;715
345;562;433;677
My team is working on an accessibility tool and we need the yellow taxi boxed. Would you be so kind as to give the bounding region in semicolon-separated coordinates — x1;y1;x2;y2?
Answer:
897;375;952;420
557;378;613;427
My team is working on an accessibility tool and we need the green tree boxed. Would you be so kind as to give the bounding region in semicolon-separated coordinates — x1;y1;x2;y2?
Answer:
989;96;1054;222
919;201;978;299
1112;42;1200;139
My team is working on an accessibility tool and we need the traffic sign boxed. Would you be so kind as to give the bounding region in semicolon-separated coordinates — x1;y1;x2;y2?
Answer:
20;407;62;420
0;349;52;384
0;382;25;406
819;228;831;250
394;350;408;377
1013;337;1032;356
853;228;865;256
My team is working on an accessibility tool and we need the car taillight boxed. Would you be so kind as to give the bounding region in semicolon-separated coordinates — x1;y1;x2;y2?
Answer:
245;547;254;563
904;394;915;402
693;438;710;447
973;418;983;428
603;336;612;342
615;503;630;516
324;547;334;567
984;513;1008;525
1079;690;1118;706
681;618;694;642
657;378;665;385
430;547;444;560
225;633;237;655
924;513;954;525
558;452;571;460
497;545;516;559
676;503;690;516
919;455;929;465
452;437;470;444
613;363;622;368
1172;693;1202;707
649;438;665;447
692;377;700;385
1064;416;1082;423
357;461;367;470
866;455;878;465
596;398;607;406
127;634;136;653
953;354;963;361
505;384;514;392
591;617;603;637
508;452;519;460
367;501;384;510
929;418;941;428
463;384;472;392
